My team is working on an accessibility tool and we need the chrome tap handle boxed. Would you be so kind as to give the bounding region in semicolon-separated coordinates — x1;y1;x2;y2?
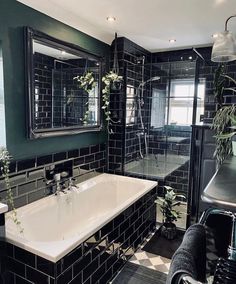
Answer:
68;177;77;189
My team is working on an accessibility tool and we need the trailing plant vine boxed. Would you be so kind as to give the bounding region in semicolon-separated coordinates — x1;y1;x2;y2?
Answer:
74;71;96;93
212;66;236;164
102;71;123;134
74;71;96;125
213;64;226;107
0;147;23;233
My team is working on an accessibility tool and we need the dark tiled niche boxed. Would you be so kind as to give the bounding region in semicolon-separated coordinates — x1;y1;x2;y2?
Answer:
4;187;157;284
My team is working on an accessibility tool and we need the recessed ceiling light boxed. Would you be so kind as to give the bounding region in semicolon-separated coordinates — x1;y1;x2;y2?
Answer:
61;50;66;55
212;33;219;38
106;16;116;22
169;39;176;43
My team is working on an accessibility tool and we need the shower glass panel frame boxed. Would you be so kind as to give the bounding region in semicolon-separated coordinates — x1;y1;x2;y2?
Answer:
123;60;203;229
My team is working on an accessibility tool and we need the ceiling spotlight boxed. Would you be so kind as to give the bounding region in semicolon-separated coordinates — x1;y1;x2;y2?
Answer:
106;16;116;22
169;39;176;43
61;50;66;55
212;33;219;38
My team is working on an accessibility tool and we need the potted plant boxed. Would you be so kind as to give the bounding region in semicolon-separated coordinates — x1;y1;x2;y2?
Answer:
73;71;96;93
213;106;236;162
212;66;236;164
101;71;123;133
155;186;183;240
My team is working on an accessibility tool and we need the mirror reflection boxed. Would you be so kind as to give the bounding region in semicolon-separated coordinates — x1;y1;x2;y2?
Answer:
33;40;100;130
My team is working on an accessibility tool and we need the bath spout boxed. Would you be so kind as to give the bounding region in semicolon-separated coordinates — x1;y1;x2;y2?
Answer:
68;177;78;190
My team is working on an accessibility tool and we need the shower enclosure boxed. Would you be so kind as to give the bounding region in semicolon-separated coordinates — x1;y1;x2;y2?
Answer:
123;59;205;229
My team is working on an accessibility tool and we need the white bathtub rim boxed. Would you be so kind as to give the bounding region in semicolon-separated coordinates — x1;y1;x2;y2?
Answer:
5;174;157;262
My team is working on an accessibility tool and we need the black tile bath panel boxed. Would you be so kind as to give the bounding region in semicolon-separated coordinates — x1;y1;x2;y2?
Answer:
3;187;157;284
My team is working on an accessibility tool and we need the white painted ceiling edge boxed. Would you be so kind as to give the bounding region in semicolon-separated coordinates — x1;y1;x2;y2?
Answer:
17;0;236;52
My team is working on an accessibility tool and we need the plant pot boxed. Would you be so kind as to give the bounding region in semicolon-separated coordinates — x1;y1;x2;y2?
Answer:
111;79;122;91
161;222;177;240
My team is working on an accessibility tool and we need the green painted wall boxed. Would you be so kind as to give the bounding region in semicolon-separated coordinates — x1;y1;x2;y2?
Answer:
0;0;110;160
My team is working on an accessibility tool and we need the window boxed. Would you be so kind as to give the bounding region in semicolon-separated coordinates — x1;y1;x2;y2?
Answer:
151;89;166;128
168;79;205;125
126;85;135;125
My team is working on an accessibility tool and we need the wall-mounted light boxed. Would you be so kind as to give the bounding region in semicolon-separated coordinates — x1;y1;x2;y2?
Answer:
211;15;236;62
106;16;116;22
169;39;176;43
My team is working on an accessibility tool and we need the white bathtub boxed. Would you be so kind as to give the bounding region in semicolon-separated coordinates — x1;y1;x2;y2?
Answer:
5;173;157;262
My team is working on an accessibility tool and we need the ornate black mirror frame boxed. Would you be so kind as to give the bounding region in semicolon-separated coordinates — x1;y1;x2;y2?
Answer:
24;27;103;139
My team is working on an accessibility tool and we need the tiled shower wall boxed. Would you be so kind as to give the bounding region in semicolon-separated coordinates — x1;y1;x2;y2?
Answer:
0;143;106;209
108;37;151;173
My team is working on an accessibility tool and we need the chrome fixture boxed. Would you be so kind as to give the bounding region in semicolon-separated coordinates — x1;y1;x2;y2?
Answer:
137;74;160;159
68;177;78;190
138;76;161;89
211;15;236;62
192;48;205;61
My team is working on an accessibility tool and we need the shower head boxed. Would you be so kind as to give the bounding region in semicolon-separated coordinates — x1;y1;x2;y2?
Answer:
138;76;160;88
192;48;205;61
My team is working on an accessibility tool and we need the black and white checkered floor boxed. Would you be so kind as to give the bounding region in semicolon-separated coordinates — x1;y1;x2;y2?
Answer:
129;226;219;278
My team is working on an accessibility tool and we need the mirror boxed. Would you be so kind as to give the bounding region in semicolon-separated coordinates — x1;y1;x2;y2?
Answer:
25;27;103;139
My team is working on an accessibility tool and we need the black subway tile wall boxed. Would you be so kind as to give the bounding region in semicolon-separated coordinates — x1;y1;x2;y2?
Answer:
4;187;157;284
33;52;54;129
0;143;106;209
108;37;151;173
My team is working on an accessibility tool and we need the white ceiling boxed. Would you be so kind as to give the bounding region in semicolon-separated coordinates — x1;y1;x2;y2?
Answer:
18;0;236;52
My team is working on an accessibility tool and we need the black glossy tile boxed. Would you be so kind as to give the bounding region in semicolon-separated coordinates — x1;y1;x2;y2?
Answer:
91;262;106;283
7;257;25;277
99;267;112;284
74;157;84;166
57;267;72;284
101;221;114;238
80;147;90;156
37;256;55;277
67;149;79;159
83;257;99;282
15;274;32;284
15;247;35;267
37;155;53;166
17;159;36;172
26;266;49;283
73;252;91;277
18;181;36;195
63;245;82;271
70;272;82;284
85;154;94;164
90;145;99;153
53;152;67;162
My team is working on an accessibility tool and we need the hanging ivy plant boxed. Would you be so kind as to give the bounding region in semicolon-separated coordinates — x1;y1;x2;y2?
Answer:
0;147;23;233
102;71;123;134
74;71;96;93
